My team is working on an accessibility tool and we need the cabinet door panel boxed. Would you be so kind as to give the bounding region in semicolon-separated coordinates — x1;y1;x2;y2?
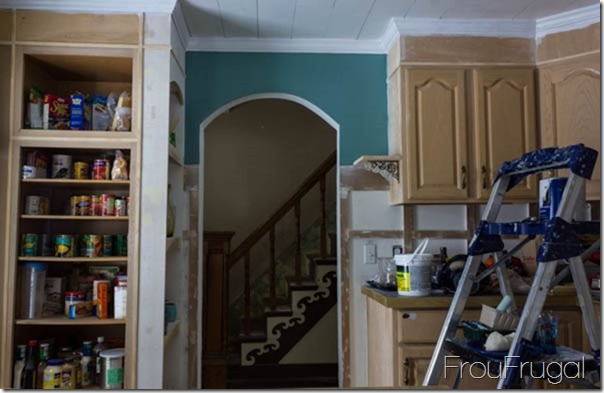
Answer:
539;55;600;201
404;68;468;200
472;68;537;200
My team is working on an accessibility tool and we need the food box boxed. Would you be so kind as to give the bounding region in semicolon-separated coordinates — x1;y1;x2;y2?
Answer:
43;94;69;130
114;285;127;319
479;304;519;330
69;93;86;130
42;277;64;317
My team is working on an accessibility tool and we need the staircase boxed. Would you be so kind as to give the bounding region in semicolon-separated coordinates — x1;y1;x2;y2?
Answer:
224;151;339;388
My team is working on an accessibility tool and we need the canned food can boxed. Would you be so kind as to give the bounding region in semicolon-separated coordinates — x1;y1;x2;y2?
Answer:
21;233;39;256
55;234;74;257
76;235;86;258
114;197;127;216
21;165;37;179
91;195;102;216
114;234;127;256
101;194;115;216
70;196;81;216
84;235;103;257
92;159;108;180
73;161;90;180
77;196;91;216
52;154;72;179
102;235;113;257
24;195;49;215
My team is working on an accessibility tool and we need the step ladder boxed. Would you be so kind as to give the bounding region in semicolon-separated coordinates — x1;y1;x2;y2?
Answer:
423;143;601;389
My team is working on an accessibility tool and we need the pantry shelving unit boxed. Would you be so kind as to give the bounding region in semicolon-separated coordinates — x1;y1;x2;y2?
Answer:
0;11;143;389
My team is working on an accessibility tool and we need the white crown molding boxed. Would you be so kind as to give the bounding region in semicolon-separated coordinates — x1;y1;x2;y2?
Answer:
171;0;191;50
535;4;600;38
0;0;177;13
389;18;536;40
187;36;385;54
380;19;401;53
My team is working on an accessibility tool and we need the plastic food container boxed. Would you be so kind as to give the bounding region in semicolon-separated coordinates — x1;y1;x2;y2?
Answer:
99;348;125;389
20;262;46;319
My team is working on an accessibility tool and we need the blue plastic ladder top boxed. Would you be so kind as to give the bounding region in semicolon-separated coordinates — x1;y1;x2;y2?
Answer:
468;143;599;260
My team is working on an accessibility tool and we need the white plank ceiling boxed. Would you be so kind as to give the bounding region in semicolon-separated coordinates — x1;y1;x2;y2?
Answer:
182;0;599;40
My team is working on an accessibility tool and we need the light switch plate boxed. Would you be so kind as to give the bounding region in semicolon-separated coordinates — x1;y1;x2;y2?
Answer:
364;243;377;265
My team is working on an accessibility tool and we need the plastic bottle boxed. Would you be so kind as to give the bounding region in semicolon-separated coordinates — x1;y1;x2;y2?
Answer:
21;339;38;389
92;337;107;386
80;341;93;388
13;344;26;389
60;357;75;389
36;343;50;389
20;262;46;319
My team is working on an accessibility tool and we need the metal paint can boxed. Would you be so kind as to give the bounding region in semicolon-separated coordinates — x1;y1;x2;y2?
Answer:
101;194;115;216
102;235;113;257
21;233;39;256
24;195;49;215
73;161;90;180
84;235;103;257
114;197;127;216
91;195;102;216
55;234;74;257
114;234;127;256
52;154;72;179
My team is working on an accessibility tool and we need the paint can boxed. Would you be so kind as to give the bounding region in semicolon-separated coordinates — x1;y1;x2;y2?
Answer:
99;348;125;389
55;235;74;257
52;154;72;179
24;195;49;215
395;239;434;297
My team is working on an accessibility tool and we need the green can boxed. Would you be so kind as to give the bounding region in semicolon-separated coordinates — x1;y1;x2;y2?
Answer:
21;233;39;256
102;235;113;256
114;234;127;256
55;234;74;257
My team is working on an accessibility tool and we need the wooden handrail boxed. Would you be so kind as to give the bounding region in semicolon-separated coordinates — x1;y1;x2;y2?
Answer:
228;151;337;269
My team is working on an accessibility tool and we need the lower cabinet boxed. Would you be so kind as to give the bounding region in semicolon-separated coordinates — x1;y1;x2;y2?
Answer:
366;296;587;389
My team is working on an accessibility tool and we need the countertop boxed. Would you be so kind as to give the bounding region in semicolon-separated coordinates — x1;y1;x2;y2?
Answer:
361;284;588;310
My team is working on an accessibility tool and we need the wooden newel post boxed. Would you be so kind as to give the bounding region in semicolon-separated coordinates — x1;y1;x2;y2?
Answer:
202;231;234;388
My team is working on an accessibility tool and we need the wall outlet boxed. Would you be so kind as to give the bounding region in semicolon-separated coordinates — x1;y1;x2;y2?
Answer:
364;243;377;265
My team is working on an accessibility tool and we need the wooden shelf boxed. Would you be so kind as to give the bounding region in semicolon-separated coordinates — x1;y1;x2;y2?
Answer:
18;256;127;263
18;129;136;139
166;236;181;253
21;215;128;220
164;320;181;346
22;178;130;188
168;145;184;167
16;316;126;326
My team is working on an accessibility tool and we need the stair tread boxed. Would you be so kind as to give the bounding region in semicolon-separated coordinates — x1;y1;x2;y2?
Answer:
264;305;293;316
306;254;337;265
239;331;267;343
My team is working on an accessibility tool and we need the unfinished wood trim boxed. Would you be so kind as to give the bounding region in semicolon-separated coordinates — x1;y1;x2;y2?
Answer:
536;23;600;63
0;10;12;42
403;205;413;253
339;177;351;387
347;230;405;240
16;11;141;45
536;50;600;66
400;36;534;64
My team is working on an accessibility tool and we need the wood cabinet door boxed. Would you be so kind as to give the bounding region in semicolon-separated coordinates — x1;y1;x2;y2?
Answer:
538;54;601;201
471;68;538;200
404;68;469;201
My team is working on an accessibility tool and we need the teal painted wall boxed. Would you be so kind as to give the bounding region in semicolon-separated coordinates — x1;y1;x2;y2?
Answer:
185;52;388;165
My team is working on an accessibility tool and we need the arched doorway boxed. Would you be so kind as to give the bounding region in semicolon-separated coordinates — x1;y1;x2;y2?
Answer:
199;93;341;388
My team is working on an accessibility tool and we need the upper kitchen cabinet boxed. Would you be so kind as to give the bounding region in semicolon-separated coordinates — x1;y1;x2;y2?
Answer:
402;68;469;201
538;54;600;201
471;68;537;200
390;66;538;204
